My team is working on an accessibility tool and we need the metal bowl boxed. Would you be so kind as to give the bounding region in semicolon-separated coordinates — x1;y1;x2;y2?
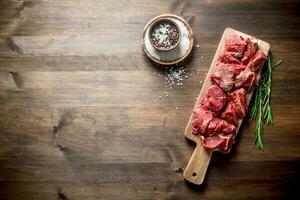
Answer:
148;18;181;52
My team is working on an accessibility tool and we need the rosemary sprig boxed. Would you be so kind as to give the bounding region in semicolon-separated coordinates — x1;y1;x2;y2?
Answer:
248;52;283;150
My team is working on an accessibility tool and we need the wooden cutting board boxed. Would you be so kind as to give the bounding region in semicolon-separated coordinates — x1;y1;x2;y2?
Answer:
183;28;270;185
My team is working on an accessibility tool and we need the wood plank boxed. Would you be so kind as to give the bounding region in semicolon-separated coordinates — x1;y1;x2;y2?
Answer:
0;35;299;58
0;161;298;199
0;105;299;164
0;52;298;72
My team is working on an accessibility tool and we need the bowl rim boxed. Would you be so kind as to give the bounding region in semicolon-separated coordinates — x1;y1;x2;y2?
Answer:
148;18;181;52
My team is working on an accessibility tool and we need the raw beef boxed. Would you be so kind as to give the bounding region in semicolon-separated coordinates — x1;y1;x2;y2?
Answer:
201;85;227;112
211;63;235;92
201;133;235;152
228;88;248;118
247;50;267;72
241;38;258;65
192;107;214;134
228;64;247;76
225;34;247;57
191;32;266;152
235;68;257;91
211;63;246;91
207;118;236;135
221;101;240;125
218;51;242;65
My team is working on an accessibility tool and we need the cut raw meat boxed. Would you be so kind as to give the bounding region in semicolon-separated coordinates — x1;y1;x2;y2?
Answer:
242;38;258;65
235;68;257;91
207;118;236;135
211;63;246;92
211;63;235;92
228;64;247;76
247;50;267;72
192;107;214;135
228;88;247;118
201;133;235;152
201;85;227;112
218;51;242;64
221;101;240;125
225;34;247;57
191;32;266;152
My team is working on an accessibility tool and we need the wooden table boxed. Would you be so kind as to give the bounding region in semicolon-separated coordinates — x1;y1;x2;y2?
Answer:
0;0;299;199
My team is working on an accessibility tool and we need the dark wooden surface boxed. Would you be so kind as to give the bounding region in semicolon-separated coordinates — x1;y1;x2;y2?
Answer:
0;0;299;199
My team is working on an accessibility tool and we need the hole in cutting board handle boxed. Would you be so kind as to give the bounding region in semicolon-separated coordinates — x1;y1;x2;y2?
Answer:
192;172;197;177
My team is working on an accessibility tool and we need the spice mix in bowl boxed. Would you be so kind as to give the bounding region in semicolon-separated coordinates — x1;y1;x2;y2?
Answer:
148;18;181;51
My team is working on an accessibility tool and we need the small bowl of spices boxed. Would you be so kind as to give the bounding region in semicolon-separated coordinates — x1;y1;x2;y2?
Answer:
148;18;181;51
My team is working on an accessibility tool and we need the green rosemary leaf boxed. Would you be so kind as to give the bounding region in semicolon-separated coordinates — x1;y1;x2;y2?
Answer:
272;60;284;70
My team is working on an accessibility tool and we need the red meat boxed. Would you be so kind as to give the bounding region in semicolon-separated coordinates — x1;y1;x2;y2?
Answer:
235;68;257;91
211;63;246;92
225;34;247;57
207;118;236;135
228;88;248;118
221;101;240;125
247;50;267;72
201;85;227;112
201;133;235;152
211;63;235;92
241;38;258;65
192;107;214;135
228;64;247;76
218;51;242;65
191;33;266;152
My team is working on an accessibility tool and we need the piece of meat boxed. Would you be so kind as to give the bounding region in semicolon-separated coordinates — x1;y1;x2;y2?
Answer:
201;85;227;112
228;64;247;76
201;133;235;152
207;118;236;135
241;38;258;65
211;63;235;92
218;51;242;65
221;101;240;125
192;107;214;135
228;88;248;118
247;50;267;72
211;63;246;92
235;68;257;91
225;34;247;57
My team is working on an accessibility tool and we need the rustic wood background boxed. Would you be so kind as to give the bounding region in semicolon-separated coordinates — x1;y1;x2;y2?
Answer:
0;0;299;199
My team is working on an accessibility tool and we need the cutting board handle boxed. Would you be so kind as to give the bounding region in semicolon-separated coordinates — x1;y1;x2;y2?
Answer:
183;144;212;185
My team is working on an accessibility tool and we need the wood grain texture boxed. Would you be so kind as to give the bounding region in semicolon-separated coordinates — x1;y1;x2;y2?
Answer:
0;0;299;199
